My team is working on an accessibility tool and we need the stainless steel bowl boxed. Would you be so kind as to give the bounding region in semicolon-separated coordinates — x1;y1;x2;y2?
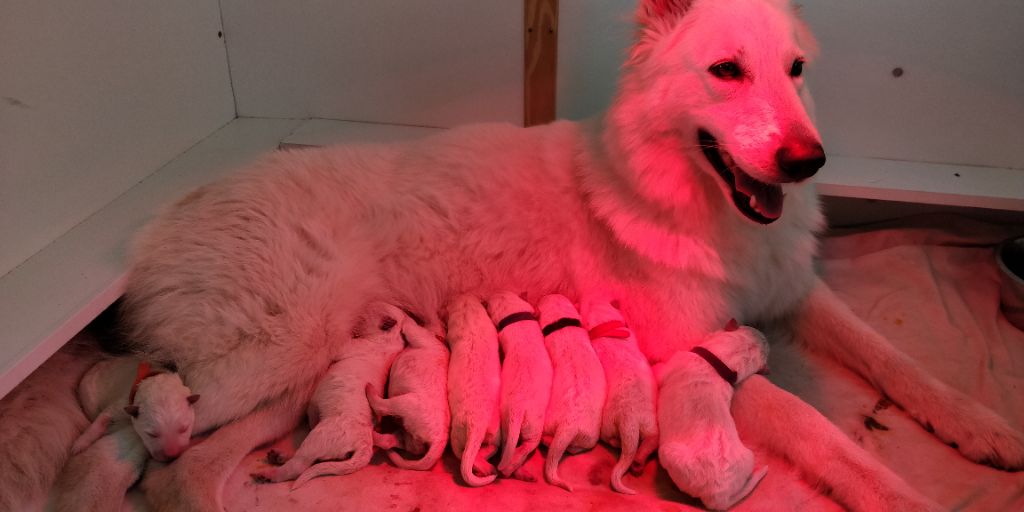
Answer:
996;235;1024;330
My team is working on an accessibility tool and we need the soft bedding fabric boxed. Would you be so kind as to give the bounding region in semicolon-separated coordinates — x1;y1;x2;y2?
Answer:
42;215;1024;510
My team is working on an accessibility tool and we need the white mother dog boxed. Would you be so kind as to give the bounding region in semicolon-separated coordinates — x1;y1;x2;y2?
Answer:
108;0;1023;510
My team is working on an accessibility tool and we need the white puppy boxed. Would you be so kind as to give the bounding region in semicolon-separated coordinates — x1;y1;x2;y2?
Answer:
366;318;450;471
537;294;606;492
486;291;553;477
655;321;769;510
580;298;658;495
446;294;501;487
73;358;199;462
252;302;405;488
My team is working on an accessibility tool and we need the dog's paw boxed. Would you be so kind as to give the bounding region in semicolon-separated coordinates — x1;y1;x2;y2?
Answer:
918;396;1024;471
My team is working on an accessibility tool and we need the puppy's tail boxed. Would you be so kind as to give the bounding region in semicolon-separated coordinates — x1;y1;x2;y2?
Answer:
389;439;446;471
611;419;640;495
544;428;576;492
291;446;372;490
497;412;523;476
459;428;497;487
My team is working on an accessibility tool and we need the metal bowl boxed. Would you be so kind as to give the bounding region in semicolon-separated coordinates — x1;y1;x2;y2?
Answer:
996;235;1024;330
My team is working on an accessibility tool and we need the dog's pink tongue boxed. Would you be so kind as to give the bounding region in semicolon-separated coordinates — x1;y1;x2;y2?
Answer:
735;172;783;220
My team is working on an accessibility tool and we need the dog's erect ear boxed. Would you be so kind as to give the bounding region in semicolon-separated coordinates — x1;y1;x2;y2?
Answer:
637;0;695;27
187;394;201;405
124;405;140;418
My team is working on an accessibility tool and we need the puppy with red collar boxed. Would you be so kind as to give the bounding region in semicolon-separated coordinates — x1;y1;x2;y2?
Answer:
537;294;606;492
580;298;658;495
655;320;769;510
73;358;199;462
366;317;450;471
446;294;502;487
252;302;405;488
485;291;553;478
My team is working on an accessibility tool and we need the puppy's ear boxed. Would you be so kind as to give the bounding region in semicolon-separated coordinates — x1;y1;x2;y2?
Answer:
124;405;140;418
187;394;201;405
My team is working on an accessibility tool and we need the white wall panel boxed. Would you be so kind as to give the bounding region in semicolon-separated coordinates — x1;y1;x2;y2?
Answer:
0;0;235;277
221;1;522;128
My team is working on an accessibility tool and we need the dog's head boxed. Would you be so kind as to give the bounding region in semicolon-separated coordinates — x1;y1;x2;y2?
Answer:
616;0;824;225
125;373;199;462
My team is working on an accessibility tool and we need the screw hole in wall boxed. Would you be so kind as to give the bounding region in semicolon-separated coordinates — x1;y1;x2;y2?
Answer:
218;31;223;38
892;67;904;78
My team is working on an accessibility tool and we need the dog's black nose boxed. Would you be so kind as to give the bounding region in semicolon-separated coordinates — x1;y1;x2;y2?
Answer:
776;141;826;182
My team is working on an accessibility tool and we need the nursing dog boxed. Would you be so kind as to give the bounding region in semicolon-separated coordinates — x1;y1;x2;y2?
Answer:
101;0;1023;510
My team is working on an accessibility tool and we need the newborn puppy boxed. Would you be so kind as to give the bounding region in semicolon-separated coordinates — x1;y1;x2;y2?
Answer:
581;298;658;495
253;302;405;489
446;294;501;487
366;318;450;470
537;294;605;492
655;321;769;510
486;291;552;477
73;358;199;462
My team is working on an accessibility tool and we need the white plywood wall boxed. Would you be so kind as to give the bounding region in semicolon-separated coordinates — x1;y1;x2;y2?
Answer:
219;0;523;128
0;0;235;278
557;0;1024;171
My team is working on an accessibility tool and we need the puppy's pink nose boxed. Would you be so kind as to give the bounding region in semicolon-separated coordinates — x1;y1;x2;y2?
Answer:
776;138;826;182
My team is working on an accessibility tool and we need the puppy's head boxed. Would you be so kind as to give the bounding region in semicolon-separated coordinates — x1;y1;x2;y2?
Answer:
617;0;824;224
126;373;199;462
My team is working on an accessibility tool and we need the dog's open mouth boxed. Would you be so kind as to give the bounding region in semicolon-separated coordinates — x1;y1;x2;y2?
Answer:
698;130;783;224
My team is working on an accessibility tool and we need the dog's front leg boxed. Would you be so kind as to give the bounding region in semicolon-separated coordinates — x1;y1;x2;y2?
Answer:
793;278;1024;470
731;375;942;512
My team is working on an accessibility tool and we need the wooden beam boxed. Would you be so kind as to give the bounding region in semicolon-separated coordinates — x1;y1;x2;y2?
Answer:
524;0;558;126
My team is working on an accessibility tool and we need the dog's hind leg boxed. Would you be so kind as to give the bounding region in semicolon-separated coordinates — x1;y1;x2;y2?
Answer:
732;375;943;512
795;278;1024;470
140;392;306;512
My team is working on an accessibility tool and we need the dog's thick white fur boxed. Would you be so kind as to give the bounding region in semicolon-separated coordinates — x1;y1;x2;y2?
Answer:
103;0;1023;509
537;294;606;492
656;325;768;510
251;302;405;488
445;294;502;487
580;298;658;495
73;358;199;462
485;291;553;477
366;318;451;471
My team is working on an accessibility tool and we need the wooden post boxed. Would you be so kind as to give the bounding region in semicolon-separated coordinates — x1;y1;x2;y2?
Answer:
524;0;558;126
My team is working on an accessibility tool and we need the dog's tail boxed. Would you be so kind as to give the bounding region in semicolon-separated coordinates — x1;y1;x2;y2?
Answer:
292;446;373;490
544;428;576;492
611;418;640;495
497;411;523;476
459;427;497;487
388;439;446;471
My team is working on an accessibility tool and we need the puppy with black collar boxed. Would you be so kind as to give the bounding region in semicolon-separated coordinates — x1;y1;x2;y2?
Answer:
251;302;405;488
485;291;553;478
580;298;658;495
537;294;605;492
446;294;501;487
655;320;769;510
366;317;450;471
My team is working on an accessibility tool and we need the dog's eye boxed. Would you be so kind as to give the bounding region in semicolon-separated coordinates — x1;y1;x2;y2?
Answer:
790;58;805;78
709;61;742;80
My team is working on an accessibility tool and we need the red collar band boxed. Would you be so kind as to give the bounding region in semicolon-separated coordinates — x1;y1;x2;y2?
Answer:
588;320;630;340
128;362;165;405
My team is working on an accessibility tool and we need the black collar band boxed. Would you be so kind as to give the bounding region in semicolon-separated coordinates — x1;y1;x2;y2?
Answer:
542;317;582;337
497;311;537;332
691;346;738;385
